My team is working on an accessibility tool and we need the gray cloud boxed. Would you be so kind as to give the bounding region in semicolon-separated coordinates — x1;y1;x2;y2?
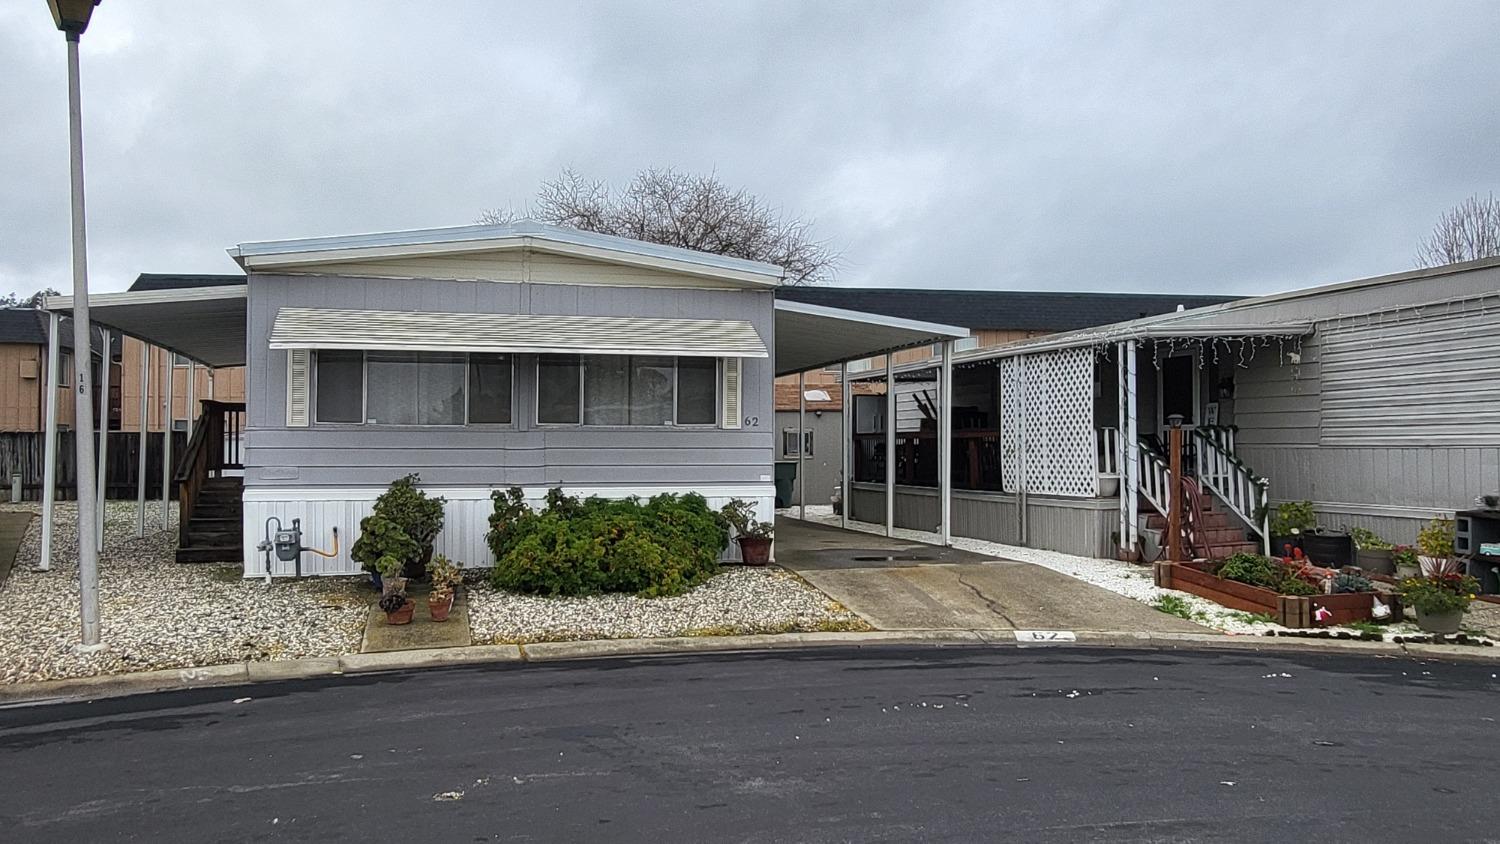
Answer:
2;0;1497;297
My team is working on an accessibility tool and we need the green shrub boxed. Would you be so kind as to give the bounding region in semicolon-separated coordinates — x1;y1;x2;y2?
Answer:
488;488;729;597
1350;527;1391;552
1332;572;1373;594
351;514;420;575
1270;500;1317;536
1417;517;1455;561
351;474;447;574
1215;552;1319;596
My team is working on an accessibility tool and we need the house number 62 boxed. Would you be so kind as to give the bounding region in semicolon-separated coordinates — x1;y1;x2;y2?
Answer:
743;416;760;427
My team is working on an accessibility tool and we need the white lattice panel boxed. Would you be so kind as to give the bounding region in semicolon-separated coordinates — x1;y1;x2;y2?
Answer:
999;349;1098;498
999;357;1022;493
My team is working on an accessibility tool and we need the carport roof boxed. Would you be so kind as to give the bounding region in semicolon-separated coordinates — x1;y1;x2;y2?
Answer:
45;284;965;374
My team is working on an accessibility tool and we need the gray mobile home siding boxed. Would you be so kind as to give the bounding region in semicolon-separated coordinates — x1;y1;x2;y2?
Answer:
244;274;775;490
1228;288;1500;543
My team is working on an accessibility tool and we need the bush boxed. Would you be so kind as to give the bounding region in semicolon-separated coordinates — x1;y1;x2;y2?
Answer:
487;488;729;597
1270;501;1317;536
1400;571;1479;615
1417;517;1456;561
351;474;447;575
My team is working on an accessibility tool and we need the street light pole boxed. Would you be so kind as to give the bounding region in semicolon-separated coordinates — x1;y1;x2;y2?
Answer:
51;0;103;650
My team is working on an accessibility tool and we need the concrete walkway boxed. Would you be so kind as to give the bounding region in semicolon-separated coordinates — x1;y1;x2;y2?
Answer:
0;511;32;589
776;518;1207;633
360;584;472;653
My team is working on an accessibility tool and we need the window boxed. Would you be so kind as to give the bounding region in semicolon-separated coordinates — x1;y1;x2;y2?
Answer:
955;336;980;352
782;429;814;457
313;351;513;425
172;352;192;367
315;350;363;423
537;354;718;426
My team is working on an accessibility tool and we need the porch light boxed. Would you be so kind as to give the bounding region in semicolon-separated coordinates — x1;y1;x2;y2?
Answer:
1167;413;1185;429
47;0;99;36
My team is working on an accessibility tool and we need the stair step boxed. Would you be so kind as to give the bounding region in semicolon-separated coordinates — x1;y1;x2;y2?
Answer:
176;545;242;564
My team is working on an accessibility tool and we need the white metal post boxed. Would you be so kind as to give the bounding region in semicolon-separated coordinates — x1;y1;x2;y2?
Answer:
40;311;62;571
840;362;850;530
161;350;173;526
885;356;896;538
65;34;101;647
95;328;109;552
136;340;148;537
1125;341;1141;551
1117;342;1128;556
186;361;196;433
797;370;806;519
939;341;953;546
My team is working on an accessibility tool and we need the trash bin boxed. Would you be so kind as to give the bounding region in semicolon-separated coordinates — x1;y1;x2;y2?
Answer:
774;461;798;509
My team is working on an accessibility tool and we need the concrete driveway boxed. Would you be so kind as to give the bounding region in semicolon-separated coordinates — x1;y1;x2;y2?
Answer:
776;518;1207;634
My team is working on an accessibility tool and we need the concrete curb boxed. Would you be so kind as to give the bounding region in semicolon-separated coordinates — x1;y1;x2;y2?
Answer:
1;630;1494;706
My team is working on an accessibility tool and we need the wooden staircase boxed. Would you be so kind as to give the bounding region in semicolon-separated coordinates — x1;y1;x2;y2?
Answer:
1142;494;1260;558
174;400;246;564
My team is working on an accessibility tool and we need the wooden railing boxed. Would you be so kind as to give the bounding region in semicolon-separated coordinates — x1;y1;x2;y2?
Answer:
174;400;245;545
1191;426;1270;553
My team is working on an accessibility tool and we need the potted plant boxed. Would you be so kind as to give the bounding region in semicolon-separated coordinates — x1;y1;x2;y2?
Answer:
1417;517;1456;576
1392;545;1421;579
355;516;420;590
1269;500;1316;558
721;499;774;566
1351;528;1395;575
351;474;447;581
426;554;462;623
1399;559;1479;635
379;591;415;625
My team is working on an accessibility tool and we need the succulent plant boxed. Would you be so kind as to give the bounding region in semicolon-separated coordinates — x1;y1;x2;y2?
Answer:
1332;572;1373;594
378;593;408;614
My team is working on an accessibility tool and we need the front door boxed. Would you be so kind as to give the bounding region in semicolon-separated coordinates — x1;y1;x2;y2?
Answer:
1157;352;1199;436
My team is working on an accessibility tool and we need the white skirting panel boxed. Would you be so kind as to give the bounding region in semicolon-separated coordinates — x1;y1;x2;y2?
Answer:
242;484;776;577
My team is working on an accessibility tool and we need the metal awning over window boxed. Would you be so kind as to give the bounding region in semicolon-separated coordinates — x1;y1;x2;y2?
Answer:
267;307;769;358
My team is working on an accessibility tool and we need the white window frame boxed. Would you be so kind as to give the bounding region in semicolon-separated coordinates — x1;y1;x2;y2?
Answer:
534;354;720;429
311;350;516;427
782;428;813;458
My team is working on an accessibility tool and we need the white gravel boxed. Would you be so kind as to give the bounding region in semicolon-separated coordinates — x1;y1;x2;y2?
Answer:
0;501;368;685
788;507;1440;640
466;566;868;644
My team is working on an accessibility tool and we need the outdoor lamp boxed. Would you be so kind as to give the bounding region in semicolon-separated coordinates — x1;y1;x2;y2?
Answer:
1167;413;1185;429
47;0;99;37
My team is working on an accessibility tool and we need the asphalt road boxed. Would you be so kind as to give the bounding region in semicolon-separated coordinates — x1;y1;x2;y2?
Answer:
1;646;1497;843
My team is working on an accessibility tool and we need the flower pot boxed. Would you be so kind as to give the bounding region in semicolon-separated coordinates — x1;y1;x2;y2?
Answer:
737;535;773;566
1097;474;1120;497
1355;548;1395;576
1414;605;1463;635
428;592;454;623
370;571;383;592
1396;562;1421;579
1270;535;1302;559
1301;532;1354;568
384;599;415;626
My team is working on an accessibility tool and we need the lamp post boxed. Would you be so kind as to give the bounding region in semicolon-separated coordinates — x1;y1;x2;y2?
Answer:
49;0;104;649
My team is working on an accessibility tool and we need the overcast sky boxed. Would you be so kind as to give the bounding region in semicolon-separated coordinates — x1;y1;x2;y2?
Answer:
3;1;1497;297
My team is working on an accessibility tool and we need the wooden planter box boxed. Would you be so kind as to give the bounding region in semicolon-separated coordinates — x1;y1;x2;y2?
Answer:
1154;561;1397;629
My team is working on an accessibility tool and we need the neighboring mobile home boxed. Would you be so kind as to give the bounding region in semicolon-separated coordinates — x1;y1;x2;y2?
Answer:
842;256;1500;558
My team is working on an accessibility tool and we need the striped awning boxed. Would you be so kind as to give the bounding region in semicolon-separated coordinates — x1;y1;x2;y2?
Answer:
267;307;768;358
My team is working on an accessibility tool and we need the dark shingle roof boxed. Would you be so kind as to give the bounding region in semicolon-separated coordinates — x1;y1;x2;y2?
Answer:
129;273;245;292
0;309;48;345
776;287;1243;332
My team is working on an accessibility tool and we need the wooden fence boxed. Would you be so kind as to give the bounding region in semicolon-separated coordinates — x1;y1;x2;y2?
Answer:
0;431;187;501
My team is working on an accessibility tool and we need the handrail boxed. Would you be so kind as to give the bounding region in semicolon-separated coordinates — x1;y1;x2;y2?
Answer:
1190;427;1269;551
1139;446;1171;516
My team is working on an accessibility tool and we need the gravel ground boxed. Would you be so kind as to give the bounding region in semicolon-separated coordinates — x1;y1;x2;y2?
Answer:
789;507;1471;641
0;501;368;685
466;566;869;644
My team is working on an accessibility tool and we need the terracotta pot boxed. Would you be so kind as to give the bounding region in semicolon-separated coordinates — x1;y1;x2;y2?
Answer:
737;535;773;566
385;599;415;626
428;592;454;622
1414;606;1463;635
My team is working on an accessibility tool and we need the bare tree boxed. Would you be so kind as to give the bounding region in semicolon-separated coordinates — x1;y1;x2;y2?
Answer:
0;287;60;309
1416;193;1500;268
481;168;836;284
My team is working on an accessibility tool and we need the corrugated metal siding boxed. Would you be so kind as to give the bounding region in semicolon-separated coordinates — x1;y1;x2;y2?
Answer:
245;274;775;489
268;307;767;358
243;485;774;576
848;484;1115;558
1319;297;1500;445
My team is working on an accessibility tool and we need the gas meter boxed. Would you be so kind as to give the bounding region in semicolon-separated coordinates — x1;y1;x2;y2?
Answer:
256;516;339;582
